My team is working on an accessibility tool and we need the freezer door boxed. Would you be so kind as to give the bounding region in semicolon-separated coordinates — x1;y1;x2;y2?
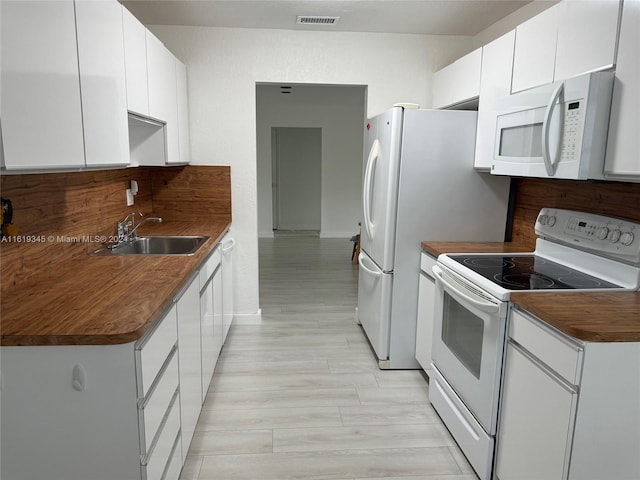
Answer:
357;251;393;362
361;107;403;272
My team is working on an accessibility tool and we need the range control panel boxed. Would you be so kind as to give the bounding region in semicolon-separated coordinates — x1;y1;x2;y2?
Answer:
535;208;640;264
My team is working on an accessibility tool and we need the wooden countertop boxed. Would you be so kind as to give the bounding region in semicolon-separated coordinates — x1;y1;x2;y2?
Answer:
511;292;640;343
1;221;229;346
421;241;533;257
422;241;640;343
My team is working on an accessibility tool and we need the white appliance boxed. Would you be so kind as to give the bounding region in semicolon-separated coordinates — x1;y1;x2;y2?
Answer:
357;105;511;369
491;71;614;180
430;208;640;480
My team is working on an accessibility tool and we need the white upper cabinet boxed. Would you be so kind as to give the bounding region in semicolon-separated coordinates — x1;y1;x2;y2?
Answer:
511;3;560;93
147;31;180;164
176;59;191;164
75;0;129;167
604;0;640;180
554;0;621;80
432;48;482;109
474;30;516;170
512;0;621;93
1;0;85;170
122;6;149;116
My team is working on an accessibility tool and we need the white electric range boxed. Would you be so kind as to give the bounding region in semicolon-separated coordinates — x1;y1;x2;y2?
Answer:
428;208;640;480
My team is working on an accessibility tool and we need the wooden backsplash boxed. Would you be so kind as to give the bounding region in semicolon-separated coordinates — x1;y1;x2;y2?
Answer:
512;178;640;249
0;165;231;287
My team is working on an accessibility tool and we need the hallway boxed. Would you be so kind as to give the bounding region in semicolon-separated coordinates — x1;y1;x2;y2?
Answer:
179;236;477;480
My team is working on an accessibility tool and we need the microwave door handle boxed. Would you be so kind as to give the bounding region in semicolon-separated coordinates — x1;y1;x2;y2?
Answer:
542;81;565;176
432;265;500;314
363;139;379;240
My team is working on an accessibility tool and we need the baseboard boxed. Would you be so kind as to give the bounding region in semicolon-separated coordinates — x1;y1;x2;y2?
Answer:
232;309;262;324
320;231;357;239
258;231;274;238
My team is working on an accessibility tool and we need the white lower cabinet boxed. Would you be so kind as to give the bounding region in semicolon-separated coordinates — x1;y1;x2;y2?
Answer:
415;253;436;372
495;308;640;480
200;247;223;402
176;274;202;459
0;241;231;479
221;233;236;343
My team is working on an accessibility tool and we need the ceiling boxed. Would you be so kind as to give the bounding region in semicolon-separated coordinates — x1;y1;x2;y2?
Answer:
120;0;535;36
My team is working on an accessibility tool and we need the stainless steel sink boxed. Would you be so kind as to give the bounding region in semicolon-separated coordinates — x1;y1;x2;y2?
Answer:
92;236;210;256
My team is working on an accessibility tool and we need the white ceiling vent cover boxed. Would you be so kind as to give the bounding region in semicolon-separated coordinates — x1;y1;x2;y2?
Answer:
296;15;340;26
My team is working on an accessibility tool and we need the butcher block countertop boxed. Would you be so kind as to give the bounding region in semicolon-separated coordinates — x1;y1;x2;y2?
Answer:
1;221;229;347
422;241;640;343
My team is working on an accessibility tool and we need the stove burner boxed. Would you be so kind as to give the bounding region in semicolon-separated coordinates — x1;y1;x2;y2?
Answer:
463;257;515;269
499;273;556;289
449;254;622;291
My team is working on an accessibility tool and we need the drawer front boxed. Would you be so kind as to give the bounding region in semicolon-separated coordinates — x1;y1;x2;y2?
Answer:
140;351;179;455
136;304;178;398
510;309;583;384
199;246;221;289
420;252;437;278
144;391;181;480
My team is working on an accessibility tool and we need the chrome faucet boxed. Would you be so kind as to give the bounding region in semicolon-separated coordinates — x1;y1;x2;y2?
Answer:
113;212;162;248
128;216;162;239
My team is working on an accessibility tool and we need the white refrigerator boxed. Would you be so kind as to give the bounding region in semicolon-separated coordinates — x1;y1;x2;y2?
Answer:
357;106;511;369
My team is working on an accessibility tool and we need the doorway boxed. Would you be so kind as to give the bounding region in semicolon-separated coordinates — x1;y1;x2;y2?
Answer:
272;127;322;233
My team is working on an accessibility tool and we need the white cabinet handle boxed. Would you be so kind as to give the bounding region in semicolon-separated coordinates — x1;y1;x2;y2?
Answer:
72;364;87;391
222;237;235;254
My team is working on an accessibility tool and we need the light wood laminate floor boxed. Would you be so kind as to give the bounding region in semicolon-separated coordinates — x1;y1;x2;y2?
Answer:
180;236;479;480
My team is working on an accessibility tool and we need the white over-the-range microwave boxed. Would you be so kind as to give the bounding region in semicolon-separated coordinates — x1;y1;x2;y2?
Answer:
491;71;614;180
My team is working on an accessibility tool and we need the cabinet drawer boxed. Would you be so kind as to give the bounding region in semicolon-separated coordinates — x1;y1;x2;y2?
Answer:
420;252;437;278
136;304;178;398
144;392;181;480
510;309;583;384
199;246;221;289
140;350;179;455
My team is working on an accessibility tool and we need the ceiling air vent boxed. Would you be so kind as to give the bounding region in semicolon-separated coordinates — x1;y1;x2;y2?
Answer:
296;15;340;26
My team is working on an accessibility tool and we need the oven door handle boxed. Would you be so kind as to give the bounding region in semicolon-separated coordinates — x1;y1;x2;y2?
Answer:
432;265;500;314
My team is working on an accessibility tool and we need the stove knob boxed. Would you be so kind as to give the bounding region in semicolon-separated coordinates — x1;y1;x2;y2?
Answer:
547;215;556;227
596;226;609;240
620;232;635;246
607;229;621;243
538;214;548;225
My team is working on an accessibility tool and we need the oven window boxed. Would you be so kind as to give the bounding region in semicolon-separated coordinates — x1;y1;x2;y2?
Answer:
442;292;484;379
499;123;543;158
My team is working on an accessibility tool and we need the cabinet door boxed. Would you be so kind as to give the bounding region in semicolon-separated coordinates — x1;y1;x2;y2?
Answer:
496;342;577;480
122;6;149;116
176;276;201;456
75;0;129;167
147;31;179;164
450;48;482;105
200;276;215;402
221;235;235;343
554;0;620;81
511;3;560;93
432;64;453;109
1;0;85;170
176;59;191;164
474;30;515;170
213;265;224;368
415;272;435;372
604;0;639;179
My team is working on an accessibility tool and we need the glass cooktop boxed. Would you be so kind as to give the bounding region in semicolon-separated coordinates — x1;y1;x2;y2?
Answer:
450;255;621;290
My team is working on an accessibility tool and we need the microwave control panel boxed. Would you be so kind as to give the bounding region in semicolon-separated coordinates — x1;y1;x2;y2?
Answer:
559;100;584;162
536;208;640;263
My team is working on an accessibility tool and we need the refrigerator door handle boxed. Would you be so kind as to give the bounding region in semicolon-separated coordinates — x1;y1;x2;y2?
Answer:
363;139;380;241
358;252;382;278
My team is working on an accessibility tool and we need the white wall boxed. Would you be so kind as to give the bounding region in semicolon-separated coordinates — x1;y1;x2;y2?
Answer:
256;84;365;238
150;25;472;316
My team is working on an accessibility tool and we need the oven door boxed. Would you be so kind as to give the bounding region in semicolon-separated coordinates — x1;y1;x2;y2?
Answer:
431;264;508;434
